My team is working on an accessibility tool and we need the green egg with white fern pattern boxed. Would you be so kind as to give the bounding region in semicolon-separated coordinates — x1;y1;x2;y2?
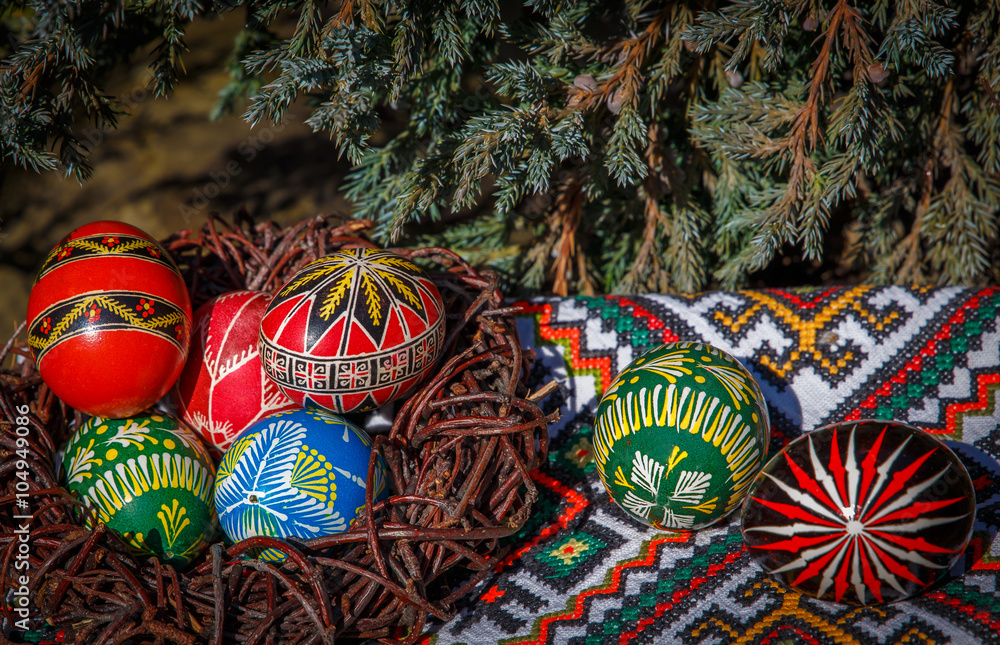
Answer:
593;342;770;530
61;412;216;568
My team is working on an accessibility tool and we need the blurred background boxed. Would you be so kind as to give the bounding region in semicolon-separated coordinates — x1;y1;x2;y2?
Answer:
0;15;350;335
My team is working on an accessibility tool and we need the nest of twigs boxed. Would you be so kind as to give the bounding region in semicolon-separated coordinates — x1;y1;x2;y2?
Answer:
0;213;556;644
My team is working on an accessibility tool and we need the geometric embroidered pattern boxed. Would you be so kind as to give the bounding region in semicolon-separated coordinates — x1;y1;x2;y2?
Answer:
422;287;1000;645
27;290;188;360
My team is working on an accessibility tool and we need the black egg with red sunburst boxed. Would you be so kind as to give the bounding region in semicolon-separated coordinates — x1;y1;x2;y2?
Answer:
741;419;976;606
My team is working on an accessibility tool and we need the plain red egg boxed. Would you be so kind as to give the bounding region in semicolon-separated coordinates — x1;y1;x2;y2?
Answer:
26;221;192;418
170;290;296;456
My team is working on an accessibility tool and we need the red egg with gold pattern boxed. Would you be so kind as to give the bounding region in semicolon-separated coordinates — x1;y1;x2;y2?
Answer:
26;221;192;418
259;248;445;414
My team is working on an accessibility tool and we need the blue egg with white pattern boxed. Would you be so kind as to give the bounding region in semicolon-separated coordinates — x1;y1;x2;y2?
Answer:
214;408;388;561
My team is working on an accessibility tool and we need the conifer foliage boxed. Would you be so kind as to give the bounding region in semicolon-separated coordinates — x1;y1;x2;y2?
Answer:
2;1;999;294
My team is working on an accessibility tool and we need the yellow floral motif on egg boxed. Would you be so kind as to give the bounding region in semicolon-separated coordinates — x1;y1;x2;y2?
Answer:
666;445;687;475
605;349;695;397
697;362;756;410
126;524;208;562
613;466;633;489
65;438;102;484
593;373;761;486
257;547;289;562
310;412;343;425
84;452;214;524
127;532;145;553
290;444;332;504
218;433;256;482
105;418;159;450
280;249;424;324
684;496;718;514
157;499;190;548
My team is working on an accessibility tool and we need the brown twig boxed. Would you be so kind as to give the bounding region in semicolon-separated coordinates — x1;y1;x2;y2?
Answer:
550;180;585;297
979;75;1000;115
567;8;673;112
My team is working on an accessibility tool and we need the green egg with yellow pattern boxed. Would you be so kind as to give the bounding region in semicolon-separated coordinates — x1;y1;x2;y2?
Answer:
593;341;770;530
61;412;216;568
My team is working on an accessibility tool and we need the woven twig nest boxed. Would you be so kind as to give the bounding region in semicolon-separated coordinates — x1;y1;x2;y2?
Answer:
0;213;556;644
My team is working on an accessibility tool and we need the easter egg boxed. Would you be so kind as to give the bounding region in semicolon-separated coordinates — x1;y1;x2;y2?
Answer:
61;412;216;568
214;408;389;561
259;249;445;414
593;341;770;530
170;291;296;455
27;221;192;418
741;419;976;605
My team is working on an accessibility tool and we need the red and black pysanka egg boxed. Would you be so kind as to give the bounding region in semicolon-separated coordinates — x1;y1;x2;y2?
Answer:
26;221;192;418
259;248;445;413
741;419;976;606
171;290;296;455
